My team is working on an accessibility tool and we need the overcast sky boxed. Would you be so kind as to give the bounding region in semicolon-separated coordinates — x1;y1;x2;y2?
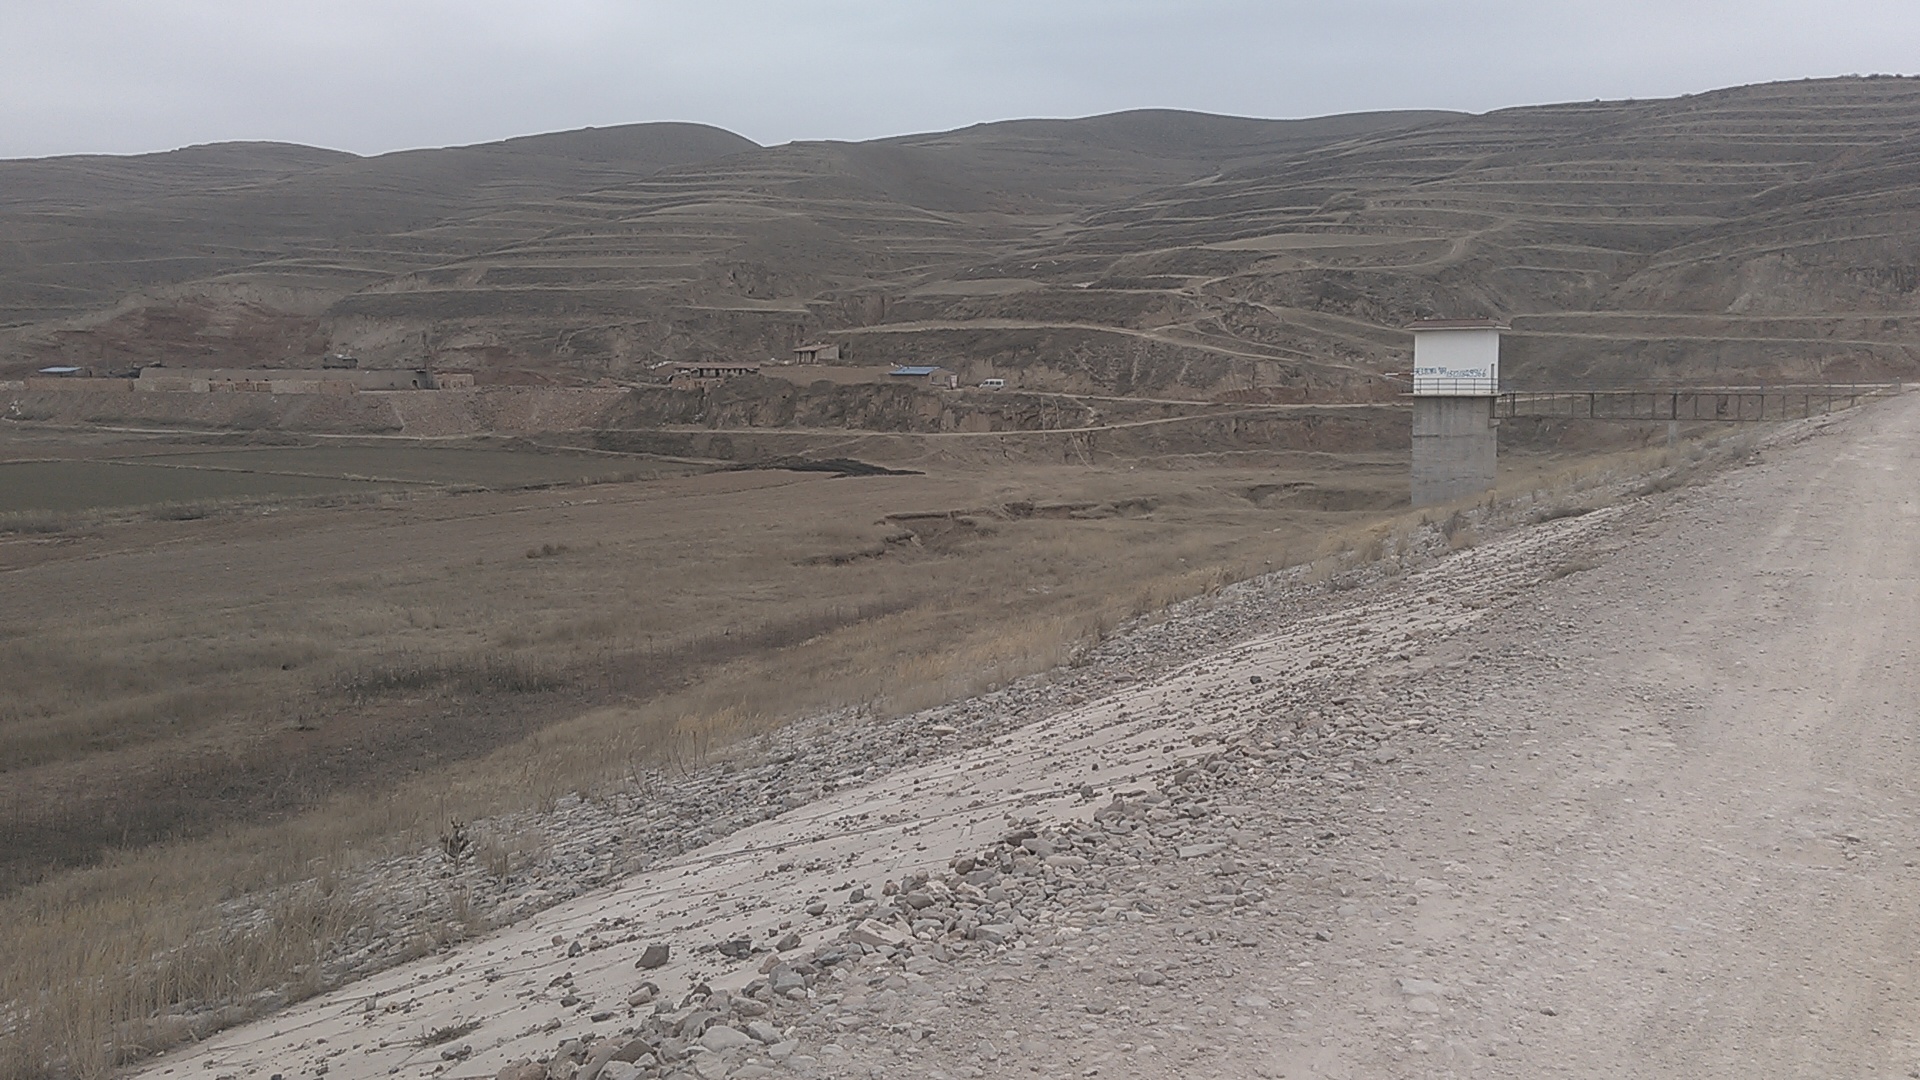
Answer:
3;0;1917;159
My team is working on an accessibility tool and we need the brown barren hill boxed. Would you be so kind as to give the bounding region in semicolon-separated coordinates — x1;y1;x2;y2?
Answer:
0;122;760;346
8;79;1920;395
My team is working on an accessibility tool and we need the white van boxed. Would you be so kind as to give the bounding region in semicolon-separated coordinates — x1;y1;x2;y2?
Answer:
979;378;1007;390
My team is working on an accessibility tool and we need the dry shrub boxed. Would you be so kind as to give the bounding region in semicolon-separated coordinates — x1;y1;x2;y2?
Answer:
1549;555;1603;579
0;882;372;1079
1529;503;1596;525
418;1019;482;1047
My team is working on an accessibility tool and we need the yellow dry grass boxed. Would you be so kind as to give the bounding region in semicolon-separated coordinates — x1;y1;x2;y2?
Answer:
0;424;1766;1077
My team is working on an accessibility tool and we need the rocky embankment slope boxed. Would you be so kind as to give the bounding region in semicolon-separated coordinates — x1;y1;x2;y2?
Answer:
139;397;1920;1080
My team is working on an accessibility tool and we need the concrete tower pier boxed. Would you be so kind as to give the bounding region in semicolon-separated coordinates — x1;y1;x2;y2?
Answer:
1409;319;1506;507
1413;395;1499;505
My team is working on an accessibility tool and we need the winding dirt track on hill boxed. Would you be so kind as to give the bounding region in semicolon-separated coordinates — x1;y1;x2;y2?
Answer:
131;396;1920;1079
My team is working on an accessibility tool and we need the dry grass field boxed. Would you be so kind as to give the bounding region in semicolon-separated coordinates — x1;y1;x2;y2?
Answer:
0;414;1713;1076
0;428;693;520
0;426;1414;885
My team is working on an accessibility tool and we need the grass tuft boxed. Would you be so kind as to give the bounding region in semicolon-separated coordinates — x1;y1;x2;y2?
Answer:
418;1019;482;1047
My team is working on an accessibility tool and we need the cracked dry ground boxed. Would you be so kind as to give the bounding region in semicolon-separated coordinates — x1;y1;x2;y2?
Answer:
141;395;1920;1080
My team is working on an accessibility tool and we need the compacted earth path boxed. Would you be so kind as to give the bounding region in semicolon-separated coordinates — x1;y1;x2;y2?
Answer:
137;396;1920;1080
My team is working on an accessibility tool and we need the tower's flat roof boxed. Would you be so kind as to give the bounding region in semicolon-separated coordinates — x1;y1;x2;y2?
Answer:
1406;318;1509;331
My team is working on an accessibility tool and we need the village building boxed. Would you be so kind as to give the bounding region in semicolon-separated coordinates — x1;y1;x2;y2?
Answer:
792;343;841;364
668;362;761;389
889;364;956;388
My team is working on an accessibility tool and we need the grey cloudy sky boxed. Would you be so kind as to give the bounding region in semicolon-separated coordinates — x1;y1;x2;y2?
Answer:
2;0;1917;159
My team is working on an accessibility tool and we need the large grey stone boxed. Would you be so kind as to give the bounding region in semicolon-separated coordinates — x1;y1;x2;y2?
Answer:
745;1020;781;1044
972;923;1017;945
701;1025;753;1052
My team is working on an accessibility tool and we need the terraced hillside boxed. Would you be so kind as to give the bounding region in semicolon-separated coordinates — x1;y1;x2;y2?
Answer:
0;108;1450;383
4;77;1920;395
0;124;759;326
984;76;1920;389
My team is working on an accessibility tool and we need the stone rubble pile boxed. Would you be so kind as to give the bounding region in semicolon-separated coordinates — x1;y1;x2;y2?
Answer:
167;484;1610;1049
452;659;1492;1080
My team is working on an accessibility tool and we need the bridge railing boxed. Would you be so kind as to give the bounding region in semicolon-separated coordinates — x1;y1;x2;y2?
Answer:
1493;383;1904;422
1412;377;1499;396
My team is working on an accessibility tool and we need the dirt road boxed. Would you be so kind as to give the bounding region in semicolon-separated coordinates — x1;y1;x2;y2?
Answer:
132;397;1920;1079
889;394;1920;1077
1336;388;1920;1076
807;393;1920;1078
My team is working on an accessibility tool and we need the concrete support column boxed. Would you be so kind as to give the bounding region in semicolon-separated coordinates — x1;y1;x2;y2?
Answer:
1413;395;1498;507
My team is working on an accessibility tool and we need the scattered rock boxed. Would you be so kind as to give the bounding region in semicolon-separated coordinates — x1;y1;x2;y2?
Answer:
611;1038;656;1063
579;1042;620;1080
745;1020;781;1045
701;1025;754;1052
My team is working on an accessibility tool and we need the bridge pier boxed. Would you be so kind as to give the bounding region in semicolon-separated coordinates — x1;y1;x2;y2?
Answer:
1407;318;1505;507
1413;395;1499;507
